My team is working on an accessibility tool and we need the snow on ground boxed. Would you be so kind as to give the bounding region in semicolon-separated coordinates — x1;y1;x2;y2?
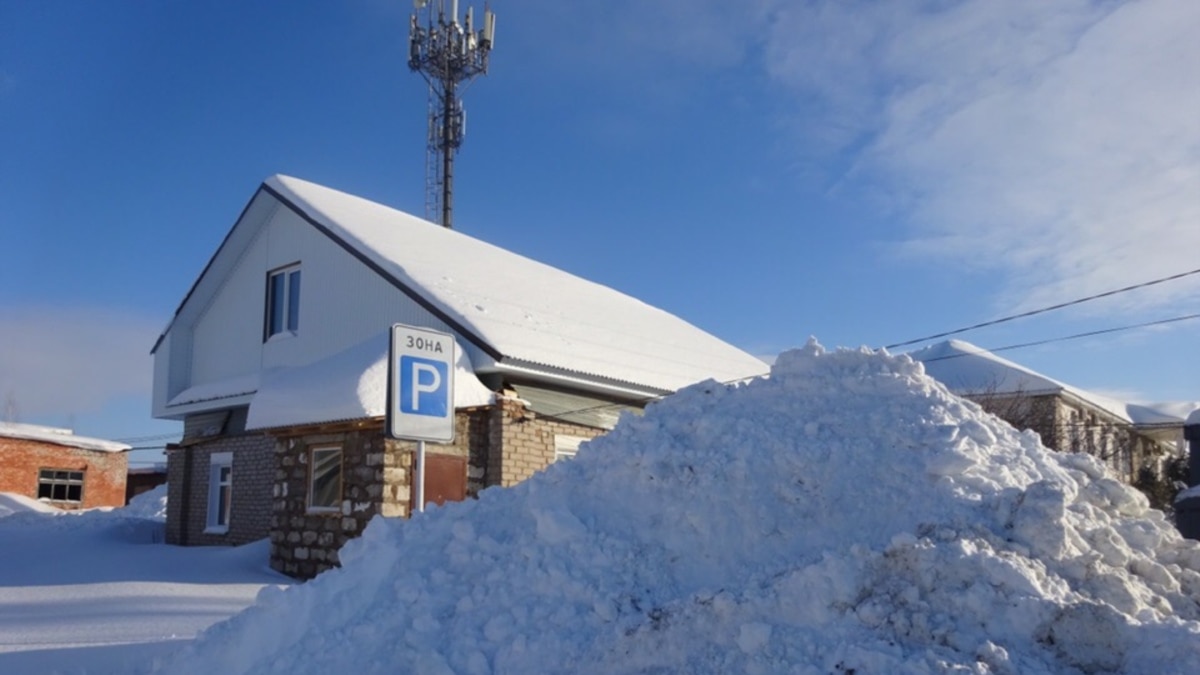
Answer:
0;488;290;674
152;341;1200;674
122;484;169;521
0;491;60;517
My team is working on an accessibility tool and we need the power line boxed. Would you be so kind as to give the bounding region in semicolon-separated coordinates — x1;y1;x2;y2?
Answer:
885;266;1200;350
917;312;1200;363
536;313;1200;428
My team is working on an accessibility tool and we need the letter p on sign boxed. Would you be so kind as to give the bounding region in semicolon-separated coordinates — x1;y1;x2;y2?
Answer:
400;356;448;416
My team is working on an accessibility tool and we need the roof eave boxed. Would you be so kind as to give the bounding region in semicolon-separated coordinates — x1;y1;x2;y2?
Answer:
483;359;671;402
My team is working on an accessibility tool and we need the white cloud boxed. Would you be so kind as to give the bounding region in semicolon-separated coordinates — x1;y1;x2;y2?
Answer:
764;0;1200;313
0;307;161;420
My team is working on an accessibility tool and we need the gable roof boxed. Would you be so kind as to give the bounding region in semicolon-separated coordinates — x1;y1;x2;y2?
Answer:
907;340;1196;427
0;423;130;453
158;175;766;398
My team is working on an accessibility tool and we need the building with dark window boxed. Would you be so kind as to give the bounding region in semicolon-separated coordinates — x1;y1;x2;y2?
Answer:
0;422;130;510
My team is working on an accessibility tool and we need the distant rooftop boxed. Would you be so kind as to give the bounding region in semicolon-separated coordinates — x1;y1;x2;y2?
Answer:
0;422;131;453
907;339;1198;427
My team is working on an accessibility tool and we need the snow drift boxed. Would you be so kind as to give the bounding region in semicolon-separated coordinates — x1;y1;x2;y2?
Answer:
154;341;1200;674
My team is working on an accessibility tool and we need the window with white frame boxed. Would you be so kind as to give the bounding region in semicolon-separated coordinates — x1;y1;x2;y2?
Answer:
206;452;233;533
554;435;588;462
37;469;84;503
308;446;342;512
265;264;301;339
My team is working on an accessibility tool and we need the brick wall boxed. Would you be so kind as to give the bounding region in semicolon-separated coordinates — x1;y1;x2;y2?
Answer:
164;432;275;546
0;438;127;509
488;394;604;488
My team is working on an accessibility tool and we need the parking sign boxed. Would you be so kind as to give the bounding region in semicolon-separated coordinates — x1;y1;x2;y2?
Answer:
388;324;455;442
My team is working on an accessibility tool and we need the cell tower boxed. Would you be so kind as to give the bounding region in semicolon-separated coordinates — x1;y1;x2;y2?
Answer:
408;0;496;229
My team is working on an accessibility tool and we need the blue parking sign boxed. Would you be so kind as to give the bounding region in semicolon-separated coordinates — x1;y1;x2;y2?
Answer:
389;324;456;442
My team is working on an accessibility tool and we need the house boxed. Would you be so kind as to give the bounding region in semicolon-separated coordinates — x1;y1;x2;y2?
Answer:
151;175;767;578
908;340;1193;489
0;422;130;509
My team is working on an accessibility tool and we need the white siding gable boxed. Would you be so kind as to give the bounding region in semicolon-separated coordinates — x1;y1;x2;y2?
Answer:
153;192;459;420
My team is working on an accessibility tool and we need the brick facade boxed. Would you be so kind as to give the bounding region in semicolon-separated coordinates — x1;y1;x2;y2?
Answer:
0;437;127;509
268;399;603;579
488;394;604;487
164;432;275;546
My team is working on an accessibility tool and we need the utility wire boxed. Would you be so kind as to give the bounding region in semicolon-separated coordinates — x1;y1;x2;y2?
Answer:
885;266;1200;350
916;312;1200;363
537;313;1200;427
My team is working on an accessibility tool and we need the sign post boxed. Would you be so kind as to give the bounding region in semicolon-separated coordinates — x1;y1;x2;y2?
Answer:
388;324;456;513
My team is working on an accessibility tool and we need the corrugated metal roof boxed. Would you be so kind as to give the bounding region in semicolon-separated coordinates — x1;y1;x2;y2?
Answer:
511;384;643;430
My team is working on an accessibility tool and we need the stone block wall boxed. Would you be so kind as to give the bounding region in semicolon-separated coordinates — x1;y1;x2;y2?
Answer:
269;426;384;579
267;404;606;580
268;409;494;579
164;432;275;546
0;437;127;509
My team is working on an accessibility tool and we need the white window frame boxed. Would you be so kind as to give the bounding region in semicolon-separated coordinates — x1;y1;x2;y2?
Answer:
265;263;301;340
205;452;233;534
37;468;85;503
554;435;588;462
307;445;343;514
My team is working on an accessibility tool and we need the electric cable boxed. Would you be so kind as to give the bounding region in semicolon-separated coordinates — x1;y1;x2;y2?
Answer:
884;266;1200;350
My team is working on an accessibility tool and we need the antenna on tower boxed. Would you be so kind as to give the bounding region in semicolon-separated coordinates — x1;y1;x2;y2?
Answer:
408;0;495;229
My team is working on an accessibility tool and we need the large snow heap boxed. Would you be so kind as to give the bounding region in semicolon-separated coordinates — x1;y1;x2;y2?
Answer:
157;341;1200;674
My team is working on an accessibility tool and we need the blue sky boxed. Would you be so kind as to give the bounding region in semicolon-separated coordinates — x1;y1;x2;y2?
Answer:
2;0;1198;464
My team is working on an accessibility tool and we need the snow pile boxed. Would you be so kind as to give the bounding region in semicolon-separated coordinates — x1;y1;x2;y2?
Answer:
123;483;168;521
156;341;1200;674
0;492;60;518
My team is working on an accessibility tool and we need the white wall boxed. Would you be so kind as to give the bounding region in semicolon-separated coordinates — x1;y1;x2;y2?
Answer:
154;191;472;420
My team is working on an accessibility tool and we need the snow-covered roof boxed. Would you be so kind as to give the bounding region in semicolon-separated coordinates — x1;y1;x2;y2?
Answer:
907;340;1193;427
1127;401;1200;427
246;330;495;431
260;175;768;394
167;374;259;408
0;422;131;453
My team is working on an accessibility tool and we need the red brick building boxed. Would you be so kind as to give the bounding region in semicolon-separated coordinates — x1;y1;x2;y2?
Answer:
0;422;130;510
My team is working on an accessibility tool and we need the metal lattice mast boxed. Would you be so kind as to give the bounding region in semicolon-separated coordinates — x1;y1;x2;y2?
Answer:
408;0;495;229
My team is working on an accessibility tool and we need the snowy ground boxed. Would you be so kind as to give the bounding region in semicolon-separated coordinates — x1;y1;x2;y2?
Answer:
7;343;1200;673
0;486;291;674
156;342;1200;674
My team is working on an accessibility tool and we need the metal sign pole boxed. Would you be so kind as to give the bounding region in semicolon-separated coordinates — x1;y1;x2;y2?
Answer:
416;439;426;514
388;323;455;517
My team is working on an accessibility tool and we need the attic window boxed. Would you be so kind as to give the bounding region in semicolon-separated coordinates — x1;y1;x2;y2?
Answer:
265;264;301;339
